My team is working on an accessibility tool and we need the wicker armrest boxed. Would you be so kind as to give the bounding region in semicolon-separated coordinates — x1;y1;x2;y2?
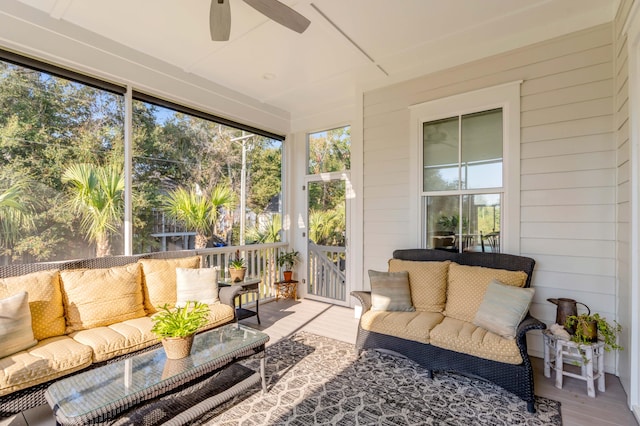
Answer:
516;313;546;353
218;286;243;307
350;291;372;313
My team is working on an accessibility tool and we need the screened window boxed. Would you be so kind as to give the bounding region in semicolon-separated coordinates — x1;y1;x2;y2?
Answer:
0;59;124;262
423;108;503;253
132;100;283;253
0;51;284;265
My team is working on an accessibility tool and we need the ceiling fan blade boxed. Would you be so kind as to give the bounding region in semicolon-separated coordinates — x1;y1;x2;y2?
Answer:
243;0;310;34
210;0;231;41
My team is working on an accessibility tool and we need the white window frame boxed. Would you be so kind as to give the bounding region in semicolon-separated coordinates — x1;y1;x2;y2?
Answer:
409;81;522;254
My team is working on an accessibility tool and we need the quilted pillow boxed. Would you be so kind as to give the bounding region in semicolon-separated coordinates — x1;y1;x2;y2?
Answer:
175;267;219;307
0;292;37;358
473;279;535;339
445;263;528;323
60;263;146;333
0;269;65;340
138;256;201;314
388;259;450;312
369;270;415;312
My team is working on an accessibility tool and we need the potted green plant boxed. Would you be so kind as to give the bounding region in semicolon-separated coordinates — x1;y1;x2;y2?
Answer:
229;256;246;282
565;312;622;363
151;301;209;359
277;249;299;281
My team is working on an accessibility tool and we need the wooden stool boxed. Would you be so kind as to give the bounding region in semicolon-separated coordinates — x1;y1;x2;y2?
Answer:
274;279;298;301
542;330;605;397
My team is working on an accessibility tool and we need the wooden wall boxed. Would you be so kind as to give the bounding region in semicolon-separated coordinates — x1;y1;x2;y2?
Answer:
362;23;617;368
614;0;634;399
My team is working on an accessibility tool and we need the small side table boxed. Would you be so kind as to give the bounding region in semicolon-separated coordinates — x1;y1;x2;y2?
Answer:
273;279;298;301
542;330;605;397
218;278;261;324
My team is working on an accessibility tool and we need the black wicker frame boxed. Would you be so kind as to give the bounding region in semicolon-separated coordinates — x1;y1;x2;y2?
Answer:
351;249;545;413
0;251;241;417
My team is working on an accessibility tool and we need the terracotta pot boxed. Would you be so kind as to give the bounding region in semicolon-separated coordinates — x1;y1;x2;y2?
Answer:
283;270;293;281
162;334;194;359
229;267;246;282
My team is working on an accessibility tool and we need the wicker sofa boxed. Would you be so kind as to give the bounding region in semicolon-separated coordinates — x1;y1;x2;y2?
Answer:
351;249;544;413
0;251;239;417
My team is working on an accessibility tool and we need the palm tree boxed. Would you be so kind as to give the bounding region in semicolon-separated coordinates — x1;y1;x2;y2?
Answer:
246;213;282;244
0;180;36;254
62;163;124;257
163;184;236;249
209;184;236;236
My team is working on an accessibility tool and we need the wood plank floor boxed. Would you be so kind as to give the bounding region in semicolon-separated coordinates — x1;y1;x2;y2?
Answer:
2;298;637;426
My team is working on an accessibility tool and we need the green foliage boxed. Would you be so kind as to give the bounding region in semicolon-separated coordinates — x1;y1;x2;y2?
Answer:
308;127;350;174
62;163;124;257
565;313;622;352
246;213;281;244
150;301;209;338
277;249;299;270
0;179;37;252
229;257;246;269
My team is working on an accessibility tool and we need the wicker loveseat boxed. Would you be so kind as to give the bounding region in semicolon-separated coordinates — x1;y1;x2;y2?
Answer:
0;251;240;417
351;249;544;413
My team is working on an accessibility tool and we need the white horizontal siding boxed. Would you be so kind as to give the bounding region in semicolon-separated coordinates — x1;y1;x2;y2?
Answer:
362;23;618;370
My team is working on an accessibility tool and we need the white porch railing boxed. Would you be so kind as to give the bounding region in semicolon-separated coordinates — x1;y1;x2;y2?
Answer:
195;243;288;305
308;243;346;301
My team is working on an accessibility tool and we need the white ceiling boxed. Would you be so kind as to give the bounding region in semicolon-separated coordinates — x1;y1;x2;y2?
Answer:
0;0;620;129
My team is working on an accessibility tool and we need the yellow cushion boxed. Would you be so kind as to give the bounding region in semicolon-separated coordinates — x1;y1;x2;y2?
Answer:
60;263;146;333
199;303;236;332
0;269;66;340
388;259;450;313
444;263;527;323
70;317;157;363
430;317;523;364
0;336;93;396
360;310;444;344
139;256;201;314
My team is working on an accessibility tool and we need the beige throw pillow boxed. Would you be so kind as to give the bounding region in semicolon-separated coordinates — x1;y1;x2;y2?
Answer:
445;263;528;323
175;267;219;307
473;279;535;339
388;259;450;312
0;291;37;358
60;263;146;332
369;270;415;312
139;256;201;314
0;269;66;340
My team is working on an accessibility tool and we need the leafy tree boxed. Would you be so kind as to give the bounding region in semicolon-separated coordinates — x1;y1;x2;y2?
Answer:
161;184;234;249
62;163;124;257
0;180;36;257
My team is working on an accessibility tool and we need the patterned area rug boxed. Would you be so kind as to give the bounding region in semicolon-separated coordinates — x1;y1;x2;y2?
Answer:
195;332;562;426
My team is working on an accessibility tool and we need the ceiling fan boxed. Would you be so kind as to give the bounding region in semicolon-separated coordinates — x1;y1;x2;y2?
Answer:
210;0;311;41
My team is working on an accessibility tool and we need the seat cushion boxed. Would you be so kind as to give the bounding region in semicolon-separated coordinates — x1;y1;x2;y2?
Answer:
444;263;528;323
360;310;444;344
0;292;37;358
388;259;450;313
0;269;66;340
69;317;157;363
139;256;201;314
199;303;236;332
430;317;523;365
60;263;146;333
0;336;93;396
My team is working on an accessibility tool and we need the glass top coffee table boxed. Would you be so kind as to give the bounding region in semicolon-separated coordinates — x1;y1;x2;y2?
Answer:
45;323;269;425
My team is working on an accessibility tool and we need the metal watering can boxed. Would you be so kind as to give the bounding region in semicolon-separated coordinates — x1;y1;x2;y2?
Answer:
547;298;590;334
